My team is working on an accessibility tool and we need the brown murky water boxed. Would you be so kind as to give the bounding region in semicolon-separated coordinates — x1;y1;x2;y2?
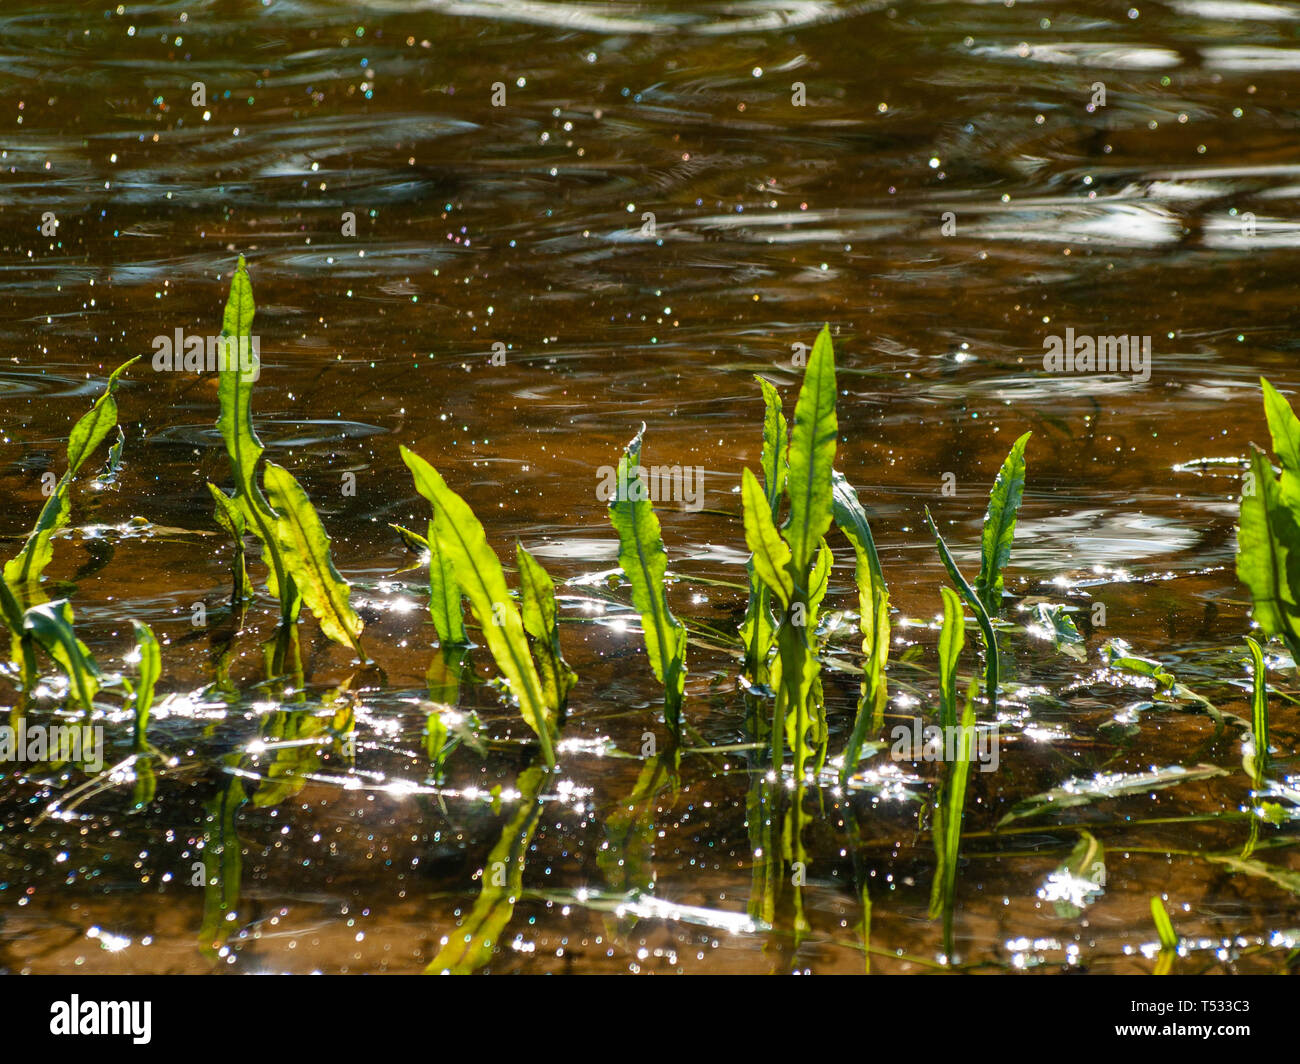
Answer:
2;0;1300;974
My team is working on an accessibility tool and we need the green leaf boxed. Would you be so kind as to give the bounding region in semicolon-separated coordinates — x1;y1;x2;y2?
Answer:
0;578;24;635
66;356;141;478
131;619;160;752
207;483;253;602
23;599;100;710
390;522;429;554
6;356;140;595
215;255;298;620
427;516;467;646
517;543;577;716
262;462;365;658
1262;378;1300;509
931;677;977;952
1244;636;1269;789
95;426;125;486
925;506;999;712
784;324;837;587
831;470;888;648
607;431;687;735
1031;602;1086;661
938;586;965;730
387;523;466;645
740;376;790;680
401;446;555;765
1207;854;1300;895
974;430;1031;616
807;537;833;622
1237;446;1300;655
1102;641;1176;689
742;468;793;608
1151;896;1178;951
833;471;891;784
427;762;547;973
755;375;788;513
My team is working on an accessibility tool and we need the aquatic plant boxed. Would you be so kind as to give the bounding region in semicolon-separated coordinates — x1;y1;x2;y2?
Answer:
1237;378;1300;663
1150;896;1179;975
833;469;890;782
390;516;468;648
924;431;1031;712
1242;636;1271;858
517;543;577;719
607;427;689;739
0;357;137;699
739;376;787;682
974;432;1031;617
401;445;563;766
127;618;159;750
5;355;139;607
21;599;100;711
209;257;364;657
126;619;160;807
741;324;837;777
929;586;977;961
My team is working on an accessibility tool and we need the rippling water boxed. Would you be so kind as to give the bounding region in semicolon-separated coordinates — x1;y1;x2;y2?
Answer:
2;0;1299;974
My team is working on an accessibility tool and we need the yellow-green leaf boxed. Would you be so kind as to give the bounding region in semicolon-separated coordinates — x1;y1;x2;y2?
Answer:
784;324;837;586
23;599;100;710
517;543;577;716
607;431;687;734
401;446;555;765
263;462;365;658
741;467;793;608
974;430;1031;616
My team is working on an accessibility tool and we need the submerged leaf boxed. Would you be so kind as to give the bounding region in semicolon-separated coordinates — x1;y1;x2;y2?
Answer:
1208;854;1300;895
1030;602;1086;661
1244;636;1270;787
997;764;1228;828
199;774;245;961
1042;831;1105;919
